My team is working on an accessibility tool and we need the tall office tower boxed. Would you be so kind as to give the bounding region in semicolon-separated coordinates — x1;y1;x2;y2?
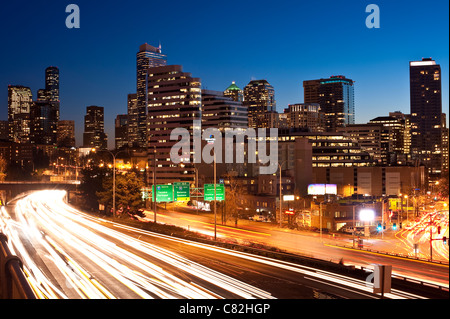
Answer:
32;66;60;145
442;113;449;173
126;93;138;147
133;43;167;148
285;103;325;132
83;106;107;149
115;114;128;150
243;79;276;128
146;65;201;184
30;100;58;145
224;81;244;102
303;75;355;132
57;120;75;148
409;58;443;180
45;66;60;102
8;85;32;143
201;90;248;131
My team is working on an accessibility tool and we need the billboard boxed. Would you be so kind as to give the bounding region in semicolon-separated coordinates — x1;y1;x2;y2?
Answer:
308;184;337;195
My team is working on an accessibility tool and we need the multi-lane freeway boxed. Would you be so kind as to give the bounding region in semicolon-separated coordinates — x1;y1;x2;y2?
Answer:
0;190;445;299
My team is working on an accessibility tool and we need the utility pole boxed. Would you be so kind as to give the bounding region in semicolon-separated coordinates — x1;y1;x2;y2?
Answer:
153;146;157;223
353;205;356;248
214;151;217;241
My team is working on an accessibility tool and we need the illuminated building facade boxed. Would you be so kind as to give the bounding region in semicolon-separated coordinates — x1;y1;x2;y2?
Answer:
409;58;443;182
83;106;107;149
285;103;324;132
146;64;201;184
303;75;355;132
132;43;167;148
8;85;32;144
201;90;248;131
243;80;276;128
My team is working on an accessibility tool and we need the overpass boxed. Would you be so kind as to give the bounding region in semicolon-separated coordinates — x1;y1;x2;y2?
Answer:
0;180;79;203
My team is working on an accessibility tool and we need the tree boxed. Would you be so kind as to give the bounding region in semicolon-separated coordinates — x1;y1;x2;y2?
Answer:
96;172;145;218
223;174;244;227
79;161;111;210
0;156;6;181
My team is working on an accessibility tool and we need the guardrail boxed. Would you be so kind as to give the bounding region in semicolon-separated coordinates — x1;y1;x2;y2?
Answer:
0;233;36;299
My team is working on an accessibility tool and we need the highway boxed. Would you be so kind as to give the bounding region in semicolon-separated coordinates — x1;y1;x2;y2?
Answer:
142;203;449;287
0;190;434;299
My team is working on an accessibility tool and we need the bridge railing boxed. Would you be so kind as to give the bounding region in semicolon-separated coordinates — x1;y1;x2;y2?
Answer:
0;233;36;299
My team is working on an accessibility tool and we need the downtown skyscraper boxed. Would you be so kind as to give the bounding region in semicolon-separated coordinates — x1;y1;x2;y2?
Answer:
409;58;443;181
146;64;201;184
32;66;60;145
83;106;107;149
243;79;276;129
128;43;167;148
303;75;355;132
8;85;32;143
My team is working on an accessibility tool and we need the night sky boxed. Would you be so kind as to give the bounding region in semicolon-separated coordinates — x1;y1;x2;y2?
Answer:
1;0;448;148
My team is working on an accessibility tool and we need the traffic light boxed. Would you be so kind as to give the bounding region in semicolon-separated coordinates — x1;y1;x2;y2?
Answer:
377;223;382;231
393;223;397;230
399;222;402;229
437;226;441;235
443;236;447;245
383;223;386;230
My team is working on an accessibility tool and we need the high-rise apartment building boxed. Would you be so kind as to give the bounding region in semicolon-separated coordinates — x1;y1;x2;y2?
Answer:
132;43;167;148
8;85;32;144
303;75;355;132
83;106;107;149
115;114;128;150
243;79;276;129
409;58;443;181
146;65;201;184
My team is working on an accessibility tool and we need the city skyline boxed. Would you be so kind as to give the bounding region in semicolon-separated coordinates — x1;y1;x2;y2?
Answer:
0;0;448;149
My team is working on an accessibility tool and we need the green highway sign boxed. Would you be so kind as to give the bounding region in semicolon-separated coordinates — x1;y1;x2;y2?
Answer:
152;184;174;203
204;184;225;201
174;182;190;202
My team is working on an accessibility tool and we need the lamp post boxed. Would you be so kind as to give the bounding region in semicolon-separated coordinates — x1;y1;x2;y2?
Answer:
92;148;129;218
214;151;217;241
405;195;409;224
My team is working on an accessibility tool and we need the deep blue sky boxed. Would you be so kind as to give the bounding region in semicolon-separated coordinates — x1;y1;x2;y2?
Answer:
1;0;448;148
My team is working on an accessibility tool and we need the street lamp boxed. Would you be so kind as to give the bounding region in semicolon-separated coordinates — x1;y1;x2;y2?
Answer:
92;148;129;218
405;195;409;223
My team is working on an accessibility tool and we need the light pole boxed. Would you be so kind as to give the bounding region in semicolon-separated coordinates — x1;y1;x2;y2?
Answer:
92;148;129;218
405;195;409;224
153;146;157;223
214;151;217;241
